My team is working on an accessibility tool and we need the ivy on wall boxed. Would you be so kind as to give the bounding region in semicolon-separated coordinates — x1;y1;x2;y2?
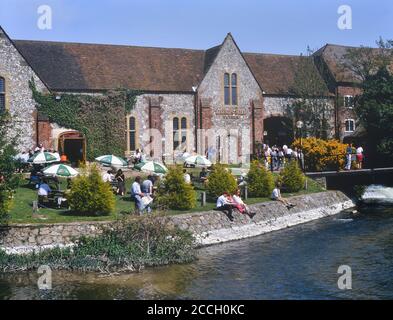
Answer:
29;79;141;160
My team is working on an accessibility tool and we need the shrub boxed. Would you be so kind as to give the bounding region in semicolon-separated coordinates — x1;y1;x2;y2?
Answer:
0;216;197;273
279;161;306;193
206;164;238;198
292;137;347;171
156;166;196;210
68;165;115;215
246;161;275;197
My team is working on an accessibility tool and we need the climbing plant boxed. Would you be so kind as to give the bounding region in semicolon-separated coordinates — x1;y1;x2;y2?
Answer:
29;79;141;160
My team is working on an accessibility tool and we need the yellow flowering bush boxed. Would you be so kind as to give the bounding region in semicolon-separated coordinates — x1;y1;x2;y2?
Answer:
292;137;347;171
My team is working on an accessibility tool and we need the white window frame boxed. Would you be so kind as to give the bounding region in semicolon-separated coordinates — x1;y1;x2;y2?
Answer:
344;95;354;109
344;119;355;133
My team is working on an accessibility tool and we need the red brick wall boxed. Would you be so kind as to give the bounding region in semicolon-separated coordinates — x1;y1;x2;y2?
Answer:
37;120;53;150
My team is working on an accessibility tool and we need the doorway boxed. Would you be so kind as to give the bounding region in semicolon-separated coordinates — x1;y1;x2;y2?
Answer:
263;117;294;146
58;131;86;166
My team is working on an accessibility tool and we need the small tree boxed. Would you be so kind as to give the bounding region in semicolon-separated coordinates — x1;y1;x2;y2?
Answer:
156;166;196;210
68;165;115;215
246;161;274;197
279;161;306;193
206;164;238;198
0;112;20;224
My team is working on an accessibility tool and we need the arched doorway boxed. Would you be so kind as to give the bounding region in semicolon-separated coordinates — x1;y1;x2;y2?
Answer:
58;131;86;166
263;117;294;146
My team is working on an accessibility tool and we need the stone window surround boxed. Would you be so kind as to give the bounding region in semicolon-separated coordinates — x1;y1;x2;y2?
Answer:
344;95;354;109
223;72;239;106
125;114;139;155
172;115;189;151
0;74;9;112
344;119;355;133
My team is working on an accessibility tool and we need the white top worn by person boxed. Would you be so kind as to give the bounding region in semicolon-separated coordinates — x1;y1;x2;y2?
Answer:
131;181;143;197
38;183;51;196
272;187;281;200
102;172;113;183
356;146;364;155
184;173;191;184
216;194;230;208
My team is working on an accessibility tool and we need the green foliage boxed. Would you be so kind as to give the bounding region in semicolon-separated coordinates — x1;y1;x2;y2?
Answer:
246;161;274;197
0;112;21;224
279;161;306;193
68;165;115;215
0;216;196;273
29;80;141;160
156;166;197;210
206;164;238;198
287;48;333;139
356;68;393;165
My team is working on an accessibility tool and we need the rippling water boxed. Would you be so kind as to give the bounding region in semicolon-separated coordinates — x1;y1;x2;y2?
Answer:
1;206;393;300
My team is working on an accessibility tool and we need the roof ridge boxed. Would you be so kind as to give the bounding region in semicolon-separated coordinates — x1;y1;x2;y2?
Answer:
14;39;206;53
244;52;303;58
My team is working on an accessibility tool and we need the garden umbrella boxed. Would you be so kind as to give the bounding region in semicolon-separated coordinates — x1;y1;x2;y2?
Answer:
95;155;128;167
43;164;79;177
28;152;60;164
185;155;212;167
134;161;168;174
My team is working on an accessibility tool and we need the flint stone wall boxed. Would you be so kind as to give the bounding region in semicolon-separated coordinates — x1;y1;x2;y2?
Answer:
0;191;354;254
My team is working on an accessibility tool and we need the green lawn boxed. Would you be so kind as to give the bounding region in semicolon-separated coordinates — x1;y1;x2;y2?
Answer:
8;174;325;224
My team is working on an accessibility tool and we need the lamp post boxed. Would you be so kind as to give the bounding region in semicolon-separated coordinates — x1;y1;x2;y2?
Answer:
296;121;304;147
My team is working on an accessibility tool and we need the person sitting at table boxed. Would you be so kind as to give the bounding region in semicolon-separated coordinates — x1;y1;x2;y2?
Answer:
102;170;113;183
37;179;51;207
199;167;208;183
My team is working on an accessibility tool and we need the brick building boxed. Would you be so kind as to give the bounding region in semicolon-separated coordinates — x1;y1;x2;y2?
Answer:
0;26;363;163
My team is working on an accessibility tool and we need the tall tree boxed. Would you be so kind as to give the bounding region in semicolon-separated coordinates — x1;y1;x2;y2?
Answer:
287;48;334;139
356;67;393;166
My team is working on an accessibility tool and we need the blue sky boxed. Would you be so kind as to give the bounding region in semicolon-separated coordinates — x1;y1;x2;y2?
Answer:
0;0;392;55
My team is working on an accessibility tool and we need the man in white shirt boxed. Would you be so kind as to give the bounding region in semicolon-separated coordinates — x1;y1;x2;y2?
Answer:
272;184;295;209
216;192;235;221
183;169;191;184
102;170;113;183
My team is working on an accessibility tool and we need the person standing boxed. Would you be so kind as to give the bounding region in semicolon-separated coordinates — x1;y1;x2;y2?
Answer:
131;176;145;215
142;175;154;196
115;169;126;196
345;144;353;170
356;145;364;169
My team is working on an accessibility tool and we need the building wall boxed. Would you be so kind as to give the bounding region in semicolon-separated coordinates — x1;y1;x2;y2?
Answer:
197;35;263;163
129;93;195;161
337;86;362;140
0;28;47;152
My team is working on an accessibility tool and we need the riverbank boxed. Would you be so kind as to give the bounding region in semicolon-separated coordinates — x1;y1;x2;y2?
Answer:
0;191;355;254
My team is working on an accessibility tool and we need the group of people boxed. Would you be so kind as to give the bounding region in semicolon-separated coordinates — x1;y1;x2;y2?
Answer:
345;144;364;170
256;144;305;172
216;183;295;221
130;175;156;214
102;169;126;196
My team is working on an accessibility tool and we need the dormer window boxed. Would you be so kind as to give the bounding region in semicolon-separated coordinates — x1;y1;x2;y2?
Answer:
224;73;238;106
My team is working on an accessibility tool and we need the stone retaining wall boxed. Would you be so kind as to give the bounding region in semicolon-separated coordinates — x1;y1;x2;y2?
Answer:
0;191;355;254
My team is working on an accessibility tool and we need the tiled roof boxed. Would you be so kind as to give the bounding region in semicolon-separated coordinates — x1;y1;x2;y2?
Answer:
14;39;331;94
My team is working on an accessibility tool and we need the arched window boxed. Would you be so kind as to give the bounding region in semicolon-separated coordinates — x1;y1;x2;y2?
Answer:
345;119;355;133
126;116;137;152
224;73;230;105
224;73;238;106
173;117;180;150
231;73;238;105
0;77;5;113
181;117;187;145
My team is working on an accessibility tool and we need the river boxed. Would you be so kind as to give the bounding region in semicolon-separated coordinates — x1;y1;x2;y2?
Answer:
1;205;393;300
